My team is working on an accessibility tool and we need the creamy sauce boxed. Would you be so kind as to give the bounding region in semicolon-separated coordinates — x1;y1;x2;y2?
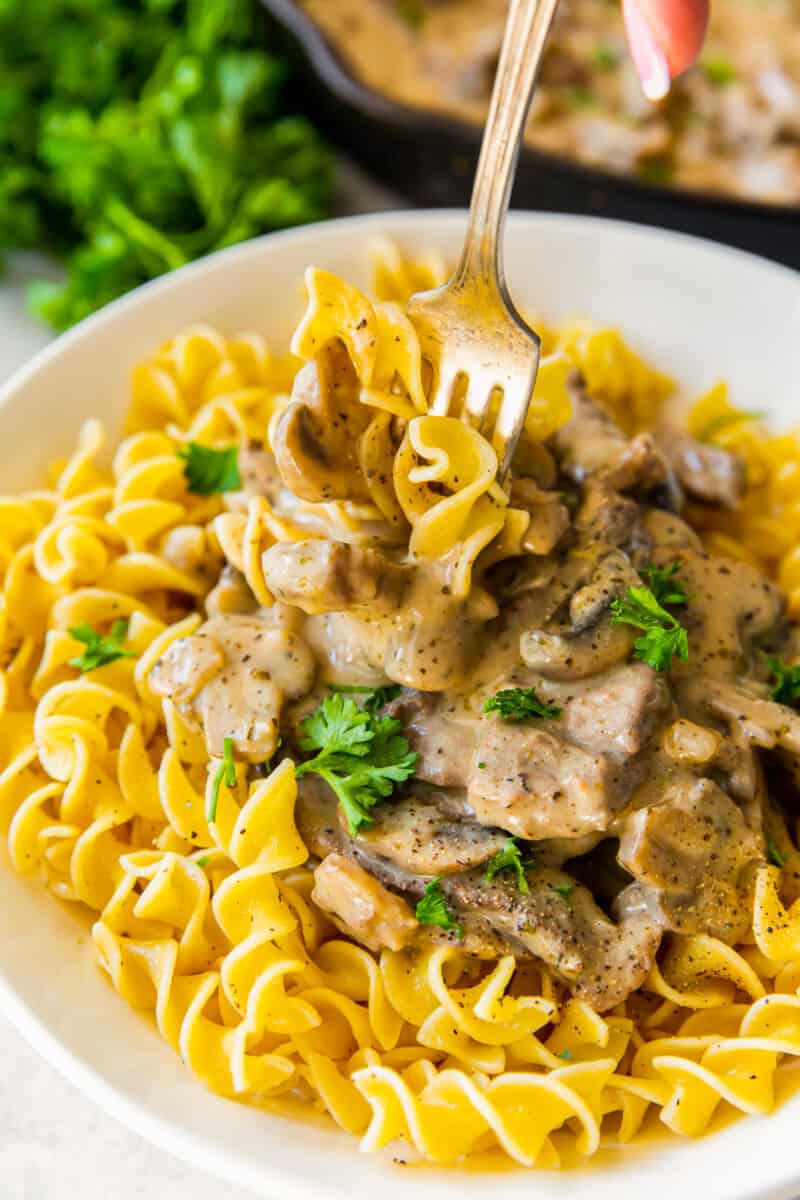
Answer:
301;0;800;204
146;355;800;1011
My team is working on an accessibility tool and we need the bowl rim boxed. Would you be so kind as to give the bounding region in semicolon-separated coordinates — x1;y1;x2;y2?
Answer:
1;207;797;417
260;0;800;223
0;209;799;1200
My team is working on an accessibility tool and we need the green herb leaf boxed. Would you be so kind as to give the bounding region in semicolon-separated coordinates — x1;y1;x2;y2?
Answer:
592;43;619;69
415;877;463;937
767;657;800;708
484;687;562;722
296;694;417;834
208;735;236;823
697;409;765;443
611;584;690;672
766;838;786;869
639;562;689;608
68;619;135;672
395;0;425;29
485;838;531;893
179;442;241;495
702;56;736;86
196;855;211;868
0;1;333;329
328;682;402;714
565;85;594;110
549;882;574;901
638;161;674;186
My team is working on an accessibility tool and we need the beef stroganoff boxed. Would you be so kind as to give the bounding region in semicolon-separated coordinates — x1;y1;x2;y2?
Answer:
3;243;800;1167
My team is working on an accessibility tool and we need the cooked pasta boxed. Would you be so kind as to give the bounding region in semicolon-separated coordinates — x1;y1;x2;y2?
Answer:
2;243;800;1172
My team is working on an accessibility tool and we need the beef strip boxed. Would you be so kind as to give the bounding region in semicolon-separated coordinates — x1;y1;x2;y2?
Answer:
312;853;418;952
656;428;745;510
561;662;670;758
149;614;316;759
618;777;762;943
297;778;662;1010
552;384;671;493
384;690;476;789
262;539;406;615
467;716;634;840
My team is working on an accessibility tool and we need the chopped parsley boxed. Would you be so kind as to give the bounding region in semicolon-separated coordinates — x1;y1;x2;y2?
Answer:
766;838;786;869
549;882;574;902
565;85;594;110
592;42;619;69
698;409;764;442
179;443;241;495
638;161;674;186
208;736;236;823
328;682;402;714
639;562;689;608
766;657;800;708
484;687;562;722
611;584;689;673
295;694;417;835
701;56;736;86
415;877;463;937
68;619;135;672
395;0;425;28
485;838;531;894
196;855;211;868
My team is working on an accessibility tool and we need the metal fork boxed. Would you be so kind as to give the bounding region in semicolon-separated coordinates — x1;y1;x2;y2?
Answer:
408;0;561;481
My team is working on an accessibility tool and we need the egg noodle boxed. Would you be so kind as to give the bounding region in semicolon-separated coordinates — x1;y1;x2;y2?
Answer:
2;243;800;1168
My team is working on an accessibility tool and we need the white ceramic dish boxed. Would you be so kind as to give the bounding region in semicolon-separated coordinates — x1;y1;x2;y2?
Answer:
1;212;799;1200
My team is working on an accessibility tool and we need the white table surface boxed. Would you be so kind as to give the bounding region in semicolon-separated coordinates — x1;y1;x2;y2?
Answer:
0;163;400;1200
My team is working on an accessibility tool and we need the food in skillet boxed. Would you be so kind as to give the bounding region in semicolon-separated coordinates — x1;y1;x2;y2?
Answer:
300;0;800;204
3;244;800;1167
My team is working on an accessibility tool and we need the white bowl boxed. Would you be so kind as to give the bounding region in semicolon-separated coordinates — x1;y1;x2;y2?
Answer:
1;212;799;1200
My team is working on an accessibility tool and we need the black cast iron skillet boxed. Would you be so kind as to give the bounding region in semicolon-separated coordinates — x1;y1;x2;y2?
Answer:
261;0;799;270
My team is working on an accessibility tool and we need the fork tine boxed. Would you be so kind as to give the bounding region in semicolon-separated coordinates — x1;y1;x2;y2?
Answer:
494;381;536;480
462;380;497;431
428;362;460;416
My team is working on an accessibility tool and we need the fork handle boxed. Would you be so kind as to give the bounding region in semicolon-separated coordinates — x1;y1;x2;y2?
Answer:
456;0;561;288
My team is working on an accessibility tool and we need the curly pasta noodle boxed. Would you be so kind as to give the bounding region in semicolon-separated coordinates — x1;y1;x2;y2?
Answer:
2;252;800;1169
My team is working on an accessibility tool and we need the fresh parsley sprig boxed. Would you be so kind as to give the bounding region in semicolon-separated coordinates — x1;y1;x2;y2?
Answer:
639;562;689;608
484;687;562;722
295;694;416;835
179;443;241;495
208;735;236;823
485;837;531;893
68;619;135;673
767;657;800;709
611;574;689;673
415;877;463;937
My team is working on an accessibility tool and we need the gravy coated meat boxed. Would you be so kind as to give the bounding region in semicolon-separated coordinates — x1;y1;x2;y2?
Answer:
154;368;800;1014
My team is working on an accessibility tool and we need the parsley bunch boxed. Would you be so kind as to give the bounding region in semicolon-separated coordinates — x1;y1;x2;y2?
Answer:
295;694;417;835
611;562;689;672
0;0;333;329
